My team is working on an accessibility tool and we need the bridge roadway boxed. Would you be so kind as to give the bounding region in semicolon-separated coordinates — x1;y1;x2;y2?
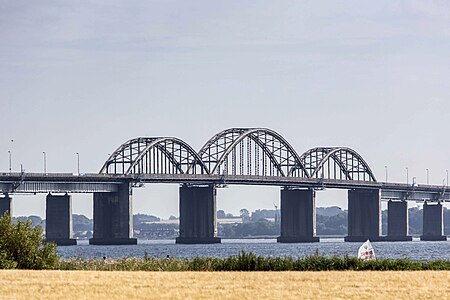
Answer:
0;172;449;201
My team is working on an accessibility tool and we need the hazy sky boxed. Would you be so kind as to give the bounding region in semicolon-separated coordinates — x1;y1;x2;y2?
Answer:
1;0;450;218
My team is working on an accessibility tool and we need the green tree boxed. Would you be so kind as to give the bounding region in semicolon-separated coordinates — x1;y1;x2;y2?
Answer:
0;214;59;269
240;208;250;222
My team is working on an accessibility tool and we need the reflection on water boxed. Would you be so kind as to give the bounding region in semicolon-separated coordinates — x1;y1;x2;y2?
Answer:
57;238;450;261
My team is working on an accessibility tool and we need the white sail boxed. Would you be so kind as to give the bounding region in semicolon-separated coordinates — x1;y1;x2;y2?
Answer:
358;240;376;260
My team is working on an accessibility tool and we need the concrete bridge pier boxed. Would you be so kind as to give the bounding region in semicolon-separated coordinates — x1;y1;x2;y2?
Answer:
420;202;447;241
386;200;412;241
89;183;137;245
345;189;383;242
45;193;77;246
277;188;319;243
0;193;12;217
176;184;221;244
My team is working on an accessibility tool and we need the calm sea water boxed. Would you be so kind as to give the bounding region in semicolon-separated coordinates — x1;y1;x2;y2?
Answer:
57;238;450;261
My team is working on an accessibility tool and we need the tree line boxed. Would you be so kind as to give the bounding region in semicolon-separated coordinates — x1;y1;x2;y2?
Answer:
10;206;450;239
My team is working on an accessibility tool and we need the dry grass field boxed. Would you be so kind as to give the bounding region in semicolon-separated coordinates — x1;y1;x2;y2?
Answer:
0;270;449;299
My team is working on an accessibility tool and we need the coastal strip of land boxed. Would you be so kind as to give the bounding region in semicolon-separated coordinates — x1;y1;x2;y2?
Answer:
1;270;449;299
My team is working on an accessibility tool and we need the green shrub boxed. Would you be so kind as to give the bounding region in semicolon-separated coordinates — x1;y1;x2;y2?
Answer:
0;213;59;269
0;250;17;269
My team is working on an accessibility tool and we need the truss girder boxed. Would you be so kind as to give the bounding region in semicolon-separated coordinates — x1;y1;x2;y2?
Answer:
197;128;309;177
99;130;377;183
299;147;376;182
99;137;209;175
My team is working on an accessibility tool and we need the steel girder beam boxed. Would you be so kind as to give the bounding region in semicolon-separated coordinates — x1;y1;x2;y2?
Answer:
381;190;450;201
0;182;119;193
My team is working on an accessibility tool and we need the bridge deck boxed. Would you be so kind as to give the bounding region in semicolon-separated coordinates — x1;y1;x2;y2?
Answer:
0;173;448;201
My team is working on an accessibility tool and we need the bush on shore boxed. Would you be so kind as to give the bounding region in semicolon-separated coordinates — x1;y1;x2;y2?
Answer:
57;251;450;272
0;214;59;269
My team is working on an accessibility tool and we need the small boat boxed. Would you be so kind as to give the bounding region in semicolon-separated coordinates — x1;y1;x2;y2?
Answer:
358;240;376;260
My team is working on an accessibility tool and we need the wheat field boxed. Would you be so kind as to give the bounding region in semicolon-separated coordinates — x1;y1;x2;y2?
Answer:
0;270;449;299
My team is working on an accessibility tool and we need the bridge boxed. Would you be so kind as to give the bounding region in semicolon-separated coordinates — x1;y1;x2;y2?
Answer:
1;128;448;245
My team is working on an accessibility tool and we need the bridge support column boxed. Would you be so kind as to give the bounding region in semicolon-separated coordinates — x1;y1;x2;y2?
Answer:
0;193;12;217
345;189;383;242
176;185;221;244
420;202;446;241
45;193;77;246
386;200;412;241
89;183;137;245
277;188;319;243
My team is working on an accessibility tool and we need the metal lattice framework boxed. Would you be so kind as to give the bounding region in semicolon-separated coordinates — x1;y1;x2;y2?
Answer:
99;129;377;183
100;137;209;175
299;147;376;181
195;128;309;177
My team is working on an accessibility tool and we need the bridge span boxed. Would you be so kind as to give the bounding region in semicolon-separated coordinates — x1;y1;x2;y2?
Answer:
0;172;448;201
1;127;448;245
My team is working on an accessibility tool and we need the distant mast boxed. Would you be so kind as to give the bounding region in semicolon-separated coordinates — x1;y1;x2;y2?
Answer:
273;202;278;224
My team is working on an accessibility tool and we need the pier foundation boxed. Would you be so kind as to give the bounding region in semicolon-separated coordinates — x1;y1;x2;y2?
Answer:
277;188;319;243
89;183;137;245
0;193;12;217
45;193;76;246
176;185;221;244
420;202;447;241
345;189;383;242
386;200;412;241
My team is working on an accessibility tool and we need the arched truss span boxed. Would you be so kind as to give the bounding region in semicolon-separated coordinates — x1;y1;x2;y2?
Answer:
100;137;209;175
195;128;309;177
299;147;376;182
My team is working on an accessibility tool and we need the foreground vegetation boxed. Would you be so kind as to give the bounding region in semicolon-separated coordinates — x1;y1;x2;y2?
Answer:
57;251;450;271
0;214;58;269
1;270;450;299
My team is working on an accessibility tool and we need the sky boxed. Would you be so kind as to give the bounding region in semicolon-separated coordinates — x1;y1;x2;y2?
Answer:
1;0;450;218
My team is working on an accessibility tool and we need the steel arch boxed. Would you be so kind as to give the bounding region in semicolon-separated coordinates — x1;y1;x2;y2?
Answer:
299;147;376;181
196;128;309;177
100;137;209;175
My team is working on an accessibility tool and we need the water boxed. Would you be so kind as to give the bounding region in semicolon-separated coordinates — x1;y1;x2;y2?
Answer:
57;238;450;261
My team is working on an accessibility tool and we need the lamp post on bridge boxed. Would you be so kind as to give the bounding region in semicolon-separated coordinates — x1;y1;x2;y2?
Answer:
426;169;429;185
8;151;11;175
43;152;47;174
406;167;409;186
384;166;388;183
76;152;80;175
8;139;13;174
446;170;448;187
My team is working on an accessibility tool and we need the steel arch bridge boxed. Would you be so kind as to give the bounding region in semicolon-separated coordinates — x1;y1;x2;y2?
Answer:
100;128;377;183
100;137;209;175
300;147;377;182
197;128;309;177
